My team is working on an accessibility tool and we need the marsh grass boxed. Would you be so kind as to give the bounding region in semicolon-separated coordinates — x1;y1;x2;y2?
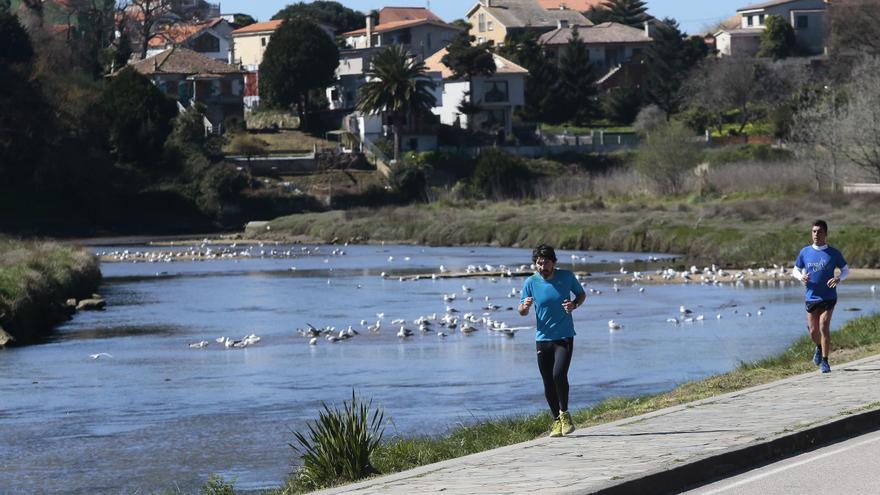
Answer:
261;191;880;267
270;314;880;494
0;236;100;342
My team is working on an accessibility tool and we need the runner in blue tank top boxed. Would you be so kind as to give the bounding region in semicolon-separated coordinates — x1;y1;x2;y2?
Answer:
518;244;586;437
792;220;849;373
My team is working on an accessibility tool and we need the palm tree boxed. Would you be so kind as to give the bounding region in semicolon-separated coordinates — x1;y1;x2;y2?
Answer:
356;45;436;162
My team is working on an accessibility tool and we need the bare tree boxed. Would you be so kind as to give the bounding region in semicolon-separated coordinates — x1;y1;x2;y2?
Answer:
122;0;172;60
793;57;880;186
829;0;880;58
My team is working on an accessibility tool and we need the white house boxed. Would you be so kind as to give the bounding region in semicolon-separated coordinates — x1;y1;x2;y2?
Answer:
328;7;461;111
423;48;528;135
715;0;829;57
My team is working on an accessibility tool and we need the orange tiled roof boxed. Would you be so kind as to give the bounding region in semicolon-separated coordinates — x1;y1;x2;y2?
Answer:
148;18;223;48
231;19;283;35
378;7;443;24
342;18;458;36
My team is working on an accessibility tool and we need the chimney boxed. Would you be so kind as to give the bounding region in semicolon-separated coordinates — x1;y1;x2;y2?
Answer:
365;14;373;48
558;19;569;29
644;20;653;38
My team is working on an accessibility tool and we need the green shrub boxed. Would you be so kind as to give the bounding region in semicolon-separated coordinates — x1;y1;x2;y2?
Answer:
471;148;532;199
388;161;428;202
290;391;385;490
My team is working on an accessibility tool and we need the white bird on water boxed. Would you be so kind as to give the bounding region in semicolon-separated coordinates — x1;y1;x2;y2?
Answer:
608;320;622;331
188;340;209;349
89;353;113;359
309;337;318;346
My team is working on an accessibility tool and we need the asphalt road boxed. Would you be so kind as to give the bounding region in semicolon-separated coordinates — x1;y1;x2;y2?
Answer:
684;428;880;495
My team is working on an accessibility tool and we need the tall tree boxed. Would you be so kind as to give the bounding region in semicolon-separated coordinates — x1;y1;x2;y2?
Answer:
758;15;796;60
272;1;364;34
258;17;339;129
0;10;48;183
601;0;650;27
828;0;880;58
644;18;707;120
356;45;436;162
101;67;177;166
498;30;559;123
558;26;598;125
441;27;495;128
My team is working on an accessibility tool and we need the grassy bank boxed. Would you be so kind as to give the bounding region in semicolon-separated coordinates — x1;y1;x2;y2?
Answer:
269;312;880;494
0;237;101;345
251;192;880;267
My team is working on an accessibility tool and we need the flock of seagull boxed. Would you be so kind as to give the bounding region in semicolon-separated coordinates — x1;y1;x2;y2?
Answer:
295;283;534;347
88;244;879;356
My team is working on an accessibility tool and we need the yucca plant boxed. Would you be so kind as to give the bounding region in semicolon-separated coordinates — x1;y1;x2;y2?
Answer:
291;390;385;489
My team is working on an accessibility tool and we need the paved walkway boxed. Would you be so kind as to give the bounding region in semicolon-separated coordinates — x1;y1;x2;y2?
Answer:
315;354;880;495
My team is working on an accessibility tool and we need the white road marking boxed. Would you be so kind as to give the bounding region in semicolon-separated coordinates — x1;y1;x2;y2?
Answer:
698;433;880;494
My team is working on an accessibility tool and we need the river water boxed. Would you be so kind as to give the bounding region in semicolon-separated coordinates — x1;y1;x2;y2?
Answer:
1;243;877;494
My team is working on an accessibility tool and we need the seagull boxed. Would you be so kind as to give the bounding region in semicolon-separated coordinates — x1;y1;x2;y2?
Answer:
397;326;414;339
89;353;113;359
309;337;318;345
376;312;385;319
608;320;622;330
639;287;645;293
460;325;478;334
680;305;693;315
188;340;209;348
871;285;876;293
666;317;679;324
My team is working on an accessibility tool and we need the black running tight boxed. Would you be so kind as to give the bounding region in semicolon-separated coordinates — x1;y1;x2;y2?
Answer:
536;337;574;418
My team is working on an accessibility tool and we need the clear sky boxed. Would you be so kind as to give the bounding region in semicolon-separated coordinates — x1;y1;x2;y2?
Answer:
219;0;748;35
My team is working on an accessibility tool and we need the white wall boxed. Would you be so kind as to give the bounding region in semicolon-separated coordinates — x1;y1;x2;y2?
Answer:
431;79;470;129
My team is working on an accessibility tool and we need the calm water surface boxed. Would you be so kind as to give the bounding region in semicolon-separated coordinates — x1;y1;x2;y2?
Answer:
1;243;877;494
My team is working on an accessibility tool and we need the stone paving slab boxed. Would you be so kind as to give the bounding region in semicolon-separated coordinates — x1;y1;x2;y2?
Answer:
313;354;880;495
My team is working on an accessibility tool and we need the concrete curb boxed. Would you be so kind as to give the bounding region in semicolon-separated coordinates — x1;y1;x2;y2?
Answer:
590;405;880;495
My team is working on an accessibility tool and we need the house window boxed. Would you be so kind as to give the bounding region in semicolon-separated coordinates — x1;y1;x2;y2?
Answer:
796;15;809;29
632;47;642;57
192;33;220;53
484;81;509;103
478;13;485;32
747;15;753;27
408;138;419;151
220;79;231;96
758;14;765;25
487;20;493;31
261;37;267;47
426;32;432;50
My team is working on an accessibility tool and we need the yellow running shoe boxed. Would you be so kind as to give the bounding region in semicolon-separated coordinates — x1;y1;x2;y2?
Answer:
559;411;575;435
549;418;563;437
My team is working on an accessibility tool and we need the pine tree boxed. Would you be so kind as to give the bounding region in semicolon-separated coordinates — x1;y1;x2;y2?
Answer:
603;0;650;27
644;18;707;120
758;15;796;59
558;26;599;125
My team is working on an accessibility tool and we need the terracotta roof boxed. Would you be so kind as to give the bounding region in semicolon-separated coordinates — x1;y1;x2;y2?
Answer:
379;7;443;24
148;18;224;48
737;0;803;12
424;47;528;79
127;47;241;75
232;19;283;35
537;0;606;11
539;22;650;45
342;18;459;36
469;0;592;29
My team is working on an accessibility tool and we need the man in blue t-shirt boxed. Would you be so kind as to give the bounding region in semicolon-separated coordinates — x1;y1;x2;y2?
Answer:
793;220;849;373
518;244;586;437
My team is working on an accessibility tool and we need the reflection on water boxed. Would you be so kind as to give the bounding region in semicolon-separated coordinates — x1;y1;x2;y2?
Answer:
0;243;877;494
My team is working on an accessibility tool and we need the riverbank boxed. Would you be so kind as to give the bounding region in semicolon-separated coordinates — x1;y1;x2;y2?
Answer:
0;237;101;346
246;193;880;268
274;312;880;494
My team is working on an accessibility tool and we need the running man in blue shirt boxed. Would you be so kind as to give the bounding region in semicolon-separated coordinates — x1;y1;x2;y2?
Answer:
518;244;586;437
792;220;849;373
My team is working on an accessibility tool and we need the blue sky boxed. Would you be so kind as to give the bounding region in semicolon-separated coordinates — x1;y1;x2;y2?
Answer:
220;0;747;35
